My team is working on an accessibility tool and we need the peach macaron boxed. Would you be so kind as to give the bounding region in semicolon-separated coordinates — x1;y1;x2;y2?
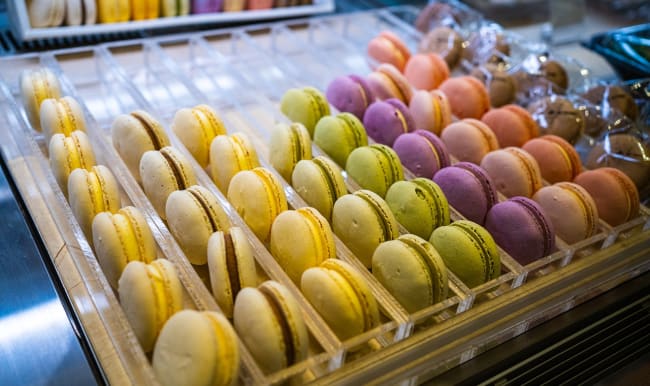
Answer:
403;53;450;91
367;30;411;71
480;147;543;198
409;90;452;135
439;76;490;119
481;104;539;148
367;63;413;104
440;118;499;164
522;135;582;184
574;167;639;226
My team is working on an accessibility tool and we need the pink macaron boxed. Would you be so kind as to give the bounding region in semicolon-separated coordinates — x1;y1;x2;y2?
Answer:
480;147;543;198
433;162;499;225
533;182;599;244
522;135;582;184
404;53;450;91
393;129;451;179
367;31;411;71
440;118;499;164
485;196;556;265
409;90;453;135
363;98;415;147
326;74;375;120
481;104;539;148
439;76;491;119
366;63;413;105
574;167;639;226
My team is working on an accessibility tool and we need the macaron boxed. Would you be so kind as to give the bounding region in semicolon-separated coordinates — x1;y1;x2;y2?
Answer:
191;0;222;13
533;182;599;244
585;134;650;190
393;129;450;179
49;130;96;197
270;207;336;283
118;259;183;353
345;144;404;198
581;84;639;121
481;104;539;148
160;0;190;16
418;26;464;69
20;67;62;131
372;234;448;313
207;227;258;318
403;53;450;91
227;167;288;242
291;156;347;221
527;96;585;144
152;310;240;386
28;0;65;27
112;110;170;184
233;280;309;374
470;64;517;108
97;0;131;23
172;104;227;168
92;206;157;289
269;122;312;183
408;89;452;135
280;87;330;137
433;162;499;225
210;132;260;193
248;0;273;9
522;135;582;183
67;165;120;240
332;190;399;268
385;178;450;239
366;63;413;104
440;118;499;164
166;185;223;265
64;0;97;25
366;30;411;71
485;197;556;265
40;96;88;142
325;74;375;120
363;98;415;146
140;146;197;220
131;0;159;20
301;259;380;340
574;168;640;227
438;76;491;119
313;112;368;168
430;220;501;288
223;0;244;12
480;147;543;198
540;59;569;92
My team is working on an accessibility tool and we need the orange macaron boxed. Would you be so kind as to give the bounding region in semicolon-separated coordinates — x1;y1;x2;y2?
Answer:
367;30;411;71
522;135;582;183
482;104;539;148
404;53;450;91
440;118;499;164
439;76;490;119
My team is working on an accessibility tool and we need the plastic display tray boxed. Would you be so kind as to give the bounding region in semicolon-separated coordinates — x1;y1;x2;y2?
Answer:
0;5;648;385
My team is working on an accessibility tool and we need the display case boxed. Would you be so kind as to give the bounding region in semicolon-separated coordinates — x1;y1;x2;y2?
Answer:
0;5;648;385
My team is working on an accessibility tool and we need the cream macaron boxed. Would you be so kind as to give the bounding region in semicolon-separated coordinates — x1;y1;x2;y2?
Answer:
40;96;88;142
20;67;62;131
49;130;96;197
233;280;309;374
291;156;347;222
172;104;227;168
118;259;184;353
92;206;157;290
140;146;197;220
28;0;65;27
210;132;260;193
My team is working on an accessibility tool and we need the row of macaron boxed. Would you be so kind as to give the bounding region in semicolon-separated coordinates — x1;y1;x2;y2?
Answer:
28;0;312;28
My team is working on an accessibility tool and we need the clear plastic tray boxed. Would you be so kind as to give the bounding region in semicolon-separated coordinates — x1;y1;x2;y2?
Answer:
0;5;648;386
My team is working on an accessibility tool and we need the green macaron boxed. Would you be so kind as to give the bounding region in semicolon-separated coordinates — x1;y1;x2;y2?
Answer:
313;112;368;167
291;156;347;221
385;178;450;239
269;122;312;183
280;87;330;137
429;220;501;288
346;144;404;198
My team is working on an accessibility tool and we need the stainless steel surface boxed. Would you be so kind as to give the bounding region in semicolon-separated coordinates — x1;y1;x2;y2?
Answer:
0;158;98;386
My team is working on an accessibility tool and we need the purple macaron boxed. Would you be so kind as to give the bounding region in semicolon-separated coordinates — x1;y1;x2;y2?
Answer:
393;129;451;179
363;98;415;146
485;196;556;265
326;75;375;120
192;0;222;13
433;162;498;225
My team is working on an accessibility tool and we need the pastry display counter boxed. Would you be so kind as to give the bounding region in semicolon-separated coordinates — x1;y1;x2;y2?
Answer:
0;4;648;385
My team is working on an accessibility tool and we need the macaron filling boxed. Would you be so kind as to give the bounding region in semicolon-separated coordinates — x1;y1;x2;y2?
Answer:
312;157;345;202
191;106;224;143
55;98;78;135
161;149;191;190
510;197;555;256
398;237;436;304
558;183;598;237
132;111;165;150
299;208;335;263
323;260;377;330
451;222;495;282
356;191;396;242
371;144;403;188
258;285;296;367
187;188;220;233
303;88;330;122
507;148;542;196
253;168;285;223
145;262;176;334
338;113;367;148
412;179;449;228
456;163;499;209
119;209;149;263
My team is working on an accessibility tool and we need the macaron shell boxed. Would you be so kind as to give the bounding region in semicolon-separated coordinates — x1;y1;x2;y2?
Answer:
98;0;131;22
441;118;499;165
481;104;538;148
210;132;260;193
40;96;87;142
439;76;490;119
367;63;413;104
480;147;543;198
152;310;240;386
269;122;312;183
49;130;96;197
112;110;170;184
28;0;65;27
522;135;582;183
367;31;411;71
270;207;336;283
92;206;157;289
574;168;639;227
280;87;330;137
408;90;452;135
532;182;599;244
346;144;404;198
314;113;368;168
172;105;227;168
363;98;414;146
291;156;347;221
131;0;160;20
207;227;258;318
393;129;450;179
227;168;288;242
20;67;62;131
325;75;374;120
166;185;222;265
233;281;309;374
404;53;450;91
